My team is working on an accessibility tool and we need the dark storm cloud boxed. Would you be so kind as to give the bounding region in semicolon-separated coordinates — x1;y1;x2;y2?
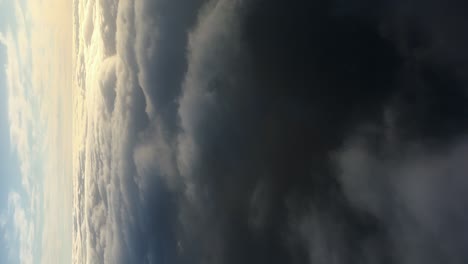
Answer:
75;0;468;263
173;0;468;263
176;2;396;263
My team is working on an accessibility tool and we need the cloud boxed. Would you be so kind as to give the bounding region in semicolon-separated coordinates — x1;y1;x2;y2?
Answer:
8;192;34;264
73;0;468;263
98;56;117;114
0;33;6;45
73;0;203;262
335;128;468;264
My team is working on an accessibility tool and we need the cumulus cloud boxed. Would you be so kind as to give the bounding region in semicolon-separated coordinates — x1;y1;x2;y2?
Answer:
73;0;468;263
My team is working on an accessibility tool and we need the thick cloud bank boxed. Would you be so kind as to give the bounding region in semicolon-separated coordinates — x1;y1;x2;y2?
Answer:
73;0;468;263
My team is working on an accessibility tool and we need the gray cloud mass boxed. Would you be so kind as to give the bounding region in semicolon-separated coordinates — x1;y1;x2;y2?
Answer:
73;0;468;263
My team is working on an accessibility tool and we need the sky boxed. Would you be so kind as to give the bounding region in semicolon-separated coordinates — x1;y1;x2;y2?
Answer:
0;0;72;263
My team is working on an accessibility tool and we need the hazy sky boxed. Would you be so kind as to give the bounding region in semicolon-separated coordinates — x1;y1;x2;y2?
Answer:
0;0;72;263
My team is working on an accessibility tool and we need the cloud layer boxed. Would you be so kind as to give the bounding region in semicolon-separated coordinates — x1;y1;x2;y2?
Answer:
73;0;468;263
